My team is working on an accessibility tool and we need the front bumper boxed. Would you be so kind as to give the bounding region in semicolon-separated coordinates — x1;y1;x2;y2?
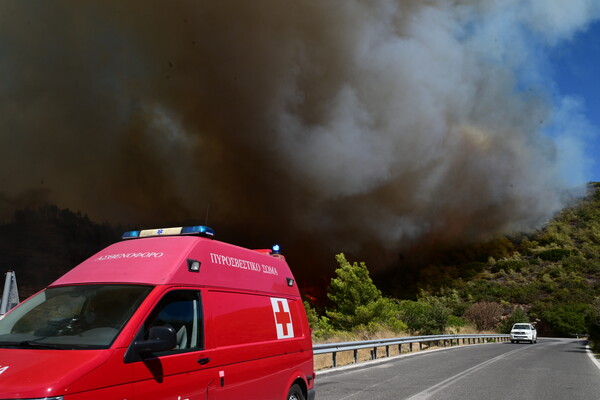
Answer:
511;334;533;341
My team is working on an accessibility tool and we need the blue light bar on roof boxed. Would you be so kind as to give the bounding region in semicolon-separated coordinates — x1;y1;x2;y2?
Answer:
181;225;215;236
122;230;141;239
121;225;215;240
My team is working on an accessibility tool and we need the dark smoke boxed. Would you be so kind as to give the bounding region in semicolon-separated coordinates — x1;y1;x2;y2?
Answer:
0;1;598;278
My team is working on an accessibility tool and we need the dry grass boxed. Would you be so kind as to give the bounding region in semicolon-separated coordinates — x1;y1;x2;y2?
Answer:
314;327;407;344
446;323;498;335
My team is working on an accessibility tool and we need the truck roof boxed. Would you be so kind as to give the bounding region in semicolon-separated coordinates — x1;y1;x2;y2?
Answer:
51;236;299;297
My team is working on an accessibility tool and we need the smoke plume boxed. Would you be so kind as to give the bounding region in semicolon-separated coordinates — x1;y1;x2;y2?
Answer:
0;1;598;275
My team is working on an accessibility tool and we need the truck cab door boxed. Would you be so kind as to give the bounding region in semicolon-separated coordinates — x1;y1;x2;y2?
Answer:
127;289;215;400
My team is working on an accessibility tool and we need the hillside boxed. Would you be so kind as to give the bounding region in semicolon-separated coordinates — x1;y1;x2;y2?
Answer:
0;205;121;297
439;183;600;336
308;183;600;340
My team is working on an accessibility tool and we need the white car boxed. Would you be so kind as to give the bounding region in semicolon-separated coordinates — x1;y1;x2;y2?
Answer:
510;323;537;344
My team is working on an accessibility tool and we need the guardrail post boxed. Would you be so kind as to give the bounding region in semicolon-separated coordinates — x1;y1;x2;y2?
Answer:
386;345;390;358
410;343;413;352
354;349;358;364
419;342;423;351
332;352;337;368
398;343;402;354
371;347;377;360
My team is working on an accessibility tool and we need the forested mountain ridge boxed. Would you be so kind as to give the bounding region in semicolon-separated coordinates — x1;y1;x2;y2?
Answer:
432;182;600;336
0;205;121;297
308;183;600;339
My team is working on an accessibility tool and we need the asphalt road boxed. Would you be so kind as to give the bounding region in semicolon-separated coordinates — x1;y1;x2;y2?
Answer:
315;339;600;400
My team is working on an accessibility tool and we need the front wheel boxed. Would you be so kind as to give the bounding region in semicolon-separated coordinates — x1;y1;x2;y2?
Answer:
288;384;306;400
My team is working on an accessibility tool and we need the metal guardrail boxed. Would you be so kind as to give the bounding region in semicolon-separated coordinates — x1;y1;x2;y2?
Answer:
313;333;510;368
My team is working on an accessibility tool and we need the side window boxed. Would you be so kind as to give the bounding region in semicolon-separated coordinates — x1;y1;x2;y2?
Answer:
142;290;203;352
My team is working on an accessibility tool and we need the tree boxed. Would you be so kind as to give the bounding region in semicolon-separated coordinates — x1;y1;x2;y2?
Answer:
303;301;320;330
500;307;529;333
325;253;403;331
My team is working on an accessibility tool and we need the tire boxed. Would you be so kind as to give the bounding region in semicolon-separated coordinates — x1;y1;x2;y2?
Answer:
287;384;306;400
530;340;534;344
511;340;515;343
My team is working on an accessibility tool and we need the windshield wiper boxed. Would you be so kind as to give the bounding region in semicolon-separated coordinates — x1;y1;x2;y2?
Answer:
0;341;65;350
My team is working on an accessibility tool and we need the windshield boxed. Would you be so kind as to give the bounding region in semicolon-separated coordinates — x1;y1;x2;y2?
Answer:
0;284;152;349
512;324;531;330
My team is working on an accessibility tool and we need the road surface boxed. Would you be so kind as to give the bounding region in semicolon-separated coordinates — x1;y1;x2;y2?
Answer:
315;339;600;400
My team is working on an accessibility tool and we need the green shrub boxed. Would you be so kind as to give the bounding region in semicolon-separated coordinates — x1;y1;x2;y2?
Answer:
448;315;465;329
542;303;592;337
492;259;529;273
507;284;539;304
460;262;486;280
561;255;587;271
397;298;451;335
538;248;573;262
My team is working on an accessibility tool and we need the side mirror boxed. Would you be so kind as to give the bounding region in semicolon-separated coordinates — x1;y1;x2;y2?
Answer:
132;326;177;354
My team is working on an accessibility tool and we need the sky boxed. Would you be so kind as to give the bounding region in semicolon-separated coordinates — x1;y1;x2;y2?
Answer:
1;0;600;276
548;20;600;182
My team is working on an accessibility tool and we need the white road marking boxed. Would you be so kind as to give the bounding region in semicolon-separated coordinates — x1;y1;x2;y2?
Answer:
585;344;600;374
403;346;530;400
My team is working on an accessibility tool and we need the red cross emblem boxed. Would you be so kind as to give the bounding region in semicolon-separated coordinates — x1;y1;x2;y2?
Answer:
271;298;294;339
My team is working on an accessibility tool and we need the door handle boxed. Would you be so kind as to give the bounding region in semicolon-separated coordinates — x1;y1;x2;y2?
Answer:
197;357;210;365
